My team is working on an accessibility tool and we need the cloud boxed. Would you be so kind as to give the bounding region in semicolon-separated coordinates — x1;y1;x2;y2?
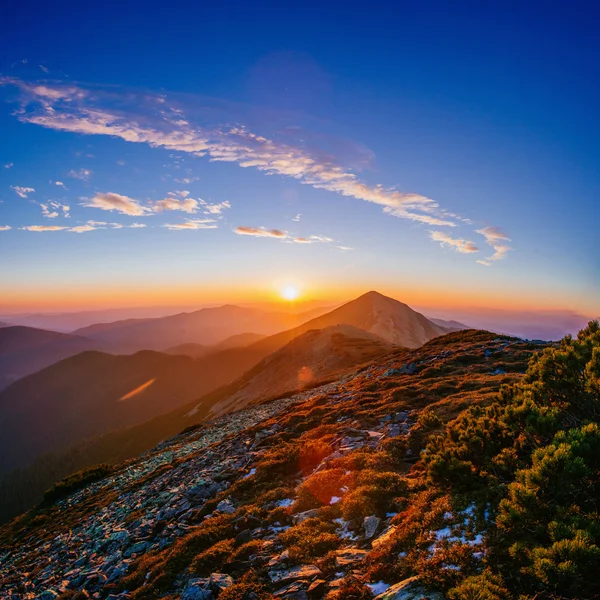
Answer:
154;196;199;213
293;213;301;222
21;225;68;231
40;201;70;219
234;226;288;239
67;168;92;181
2;77;512;262
4;163;13;169
201;200;231;214
11;185;34;198
430;231;479;254
70;220;145;233
4;79;463;229
53;180;66;188
70;224;98;233
476;226;512;261
169;190;190;198
477;260;492;267
337;246;353;251
163;218;218;230
83;192;151;216
0;225;11;231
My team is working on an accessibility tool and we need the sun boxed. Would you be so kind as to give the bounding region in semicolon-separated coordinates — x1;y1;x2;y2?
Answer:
281;285;300;301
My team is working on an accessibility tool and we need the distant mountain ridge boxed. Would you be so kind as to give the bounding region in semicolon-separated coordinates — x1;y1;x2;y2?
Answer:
0;326;102;391
73;304;331;353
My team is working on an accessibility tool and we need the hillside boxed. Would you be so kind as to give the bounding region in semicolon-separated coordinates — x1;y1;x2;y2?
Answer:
73;305;329;353
198;325;395;418
165;333;267;358
0;326;102;391
2;325;587;600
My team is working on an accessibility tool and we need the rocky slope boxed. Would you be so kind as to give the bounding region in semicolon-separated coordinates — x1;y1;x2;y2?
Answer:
0;330;546;600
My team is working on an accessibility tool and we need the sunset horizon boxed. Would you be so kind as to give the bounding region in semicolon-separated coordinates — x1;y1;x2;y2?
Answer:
1;3;599;599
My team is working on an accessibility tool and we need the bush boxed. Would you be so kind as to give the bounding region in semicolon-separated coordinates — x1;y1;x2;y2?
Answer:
279;517;341;561
42;463;114;505
190;538;235;575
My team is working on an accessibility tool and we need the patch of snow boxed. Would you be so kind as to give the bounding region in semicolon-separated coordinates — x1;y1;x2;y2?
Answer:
330;496;341;504
367;582;390;595
274;498;294;508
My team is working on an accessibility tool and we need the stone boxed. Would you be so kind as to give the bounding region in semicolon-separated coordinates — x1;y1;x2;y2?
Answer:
38;592;60;600
373;576;446;599
209;572;233;592
293;509;320;523
181;583;212;600
235;529;253;544
269;564;323;585
108;529;130;544
372;526;397;549
307;579;327;598
334;548;368;567
363;515;381;539
216;499;235;514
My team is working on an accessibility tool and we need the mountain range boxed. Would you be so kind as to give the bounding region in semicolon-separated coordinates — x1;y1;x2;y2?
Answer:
0;291;458;521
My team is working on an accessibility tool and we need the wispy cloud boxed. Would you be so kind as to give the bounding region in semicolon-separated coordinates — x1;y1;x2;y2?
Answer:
11;185;34;198
476;226;512;262
154;196;199;213
67;168;92;181
430;231;479;254
235;226;333;245
0;225;11;231
163;218;218;230
40;201;70;219
293;213;301;222
234;226;288;239
70;220;144;233
21;225;69;232
53;180;66;188
82;192;151;216
201;200;231;214
2;77;511;263
4;163;13;169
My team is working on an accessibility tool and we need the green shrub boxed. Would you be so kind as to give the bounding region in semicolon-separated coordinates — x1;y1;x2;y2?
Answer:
42;463;114;505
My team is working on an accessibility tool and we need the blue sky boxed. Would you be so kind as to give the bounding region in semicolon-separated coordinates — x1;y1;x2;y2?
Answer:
0;0;598;315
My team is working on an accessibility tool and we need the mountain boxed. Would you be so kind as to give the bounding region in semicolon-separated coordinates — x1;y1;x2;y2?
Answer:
0;348;263;475
0;291;450;517
0;326;101;391
164;333;267;358
73;305;329;353
197;324;395;418
428;317;469;331
0;327;570;600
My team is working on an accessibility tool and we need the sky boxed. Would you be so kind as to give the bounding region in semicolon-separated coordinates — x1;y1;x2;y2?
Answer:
0;0;598;319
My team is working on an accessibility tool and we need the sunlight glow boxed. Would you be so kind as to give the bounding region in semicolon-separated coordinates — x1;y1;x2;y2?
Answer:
281;285;300;301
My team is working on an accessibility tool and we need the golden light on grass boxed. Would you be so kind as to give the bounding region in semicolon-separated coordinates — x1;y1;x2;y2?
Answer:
120;378;156;401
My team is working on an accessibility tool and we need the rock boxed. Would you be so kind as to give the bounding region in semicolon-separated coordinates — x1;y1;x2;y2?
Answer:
307;579;327;598
235;529;253;544
334;548;369;567
293;509;320;523
373;576;446;599
107;529;130;544
38;591;60;600
216;499;235;514
274;580;308;597
363;515;381;539
284;592;309;600
209;572;233;592
181;582;212;600
269;564;323;585
490;367;506;375
384;363;417;377
372;526;397;549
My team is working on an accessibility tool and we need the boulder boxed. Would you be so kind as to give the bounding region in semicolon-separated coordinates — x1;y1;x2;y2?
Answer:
363;515;381;539
334;547;369;567
374;576;445;599
269;564;323;585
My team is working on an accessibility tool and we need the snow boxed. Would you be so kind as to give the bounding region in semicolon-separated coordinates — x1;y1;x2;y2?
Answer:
367;582;390;595
274;498;294;508
330;496;341;504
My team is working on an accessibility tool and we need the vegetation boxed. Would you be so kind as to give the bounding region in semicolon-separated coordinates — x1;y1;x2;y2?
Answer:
42;463;114;505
